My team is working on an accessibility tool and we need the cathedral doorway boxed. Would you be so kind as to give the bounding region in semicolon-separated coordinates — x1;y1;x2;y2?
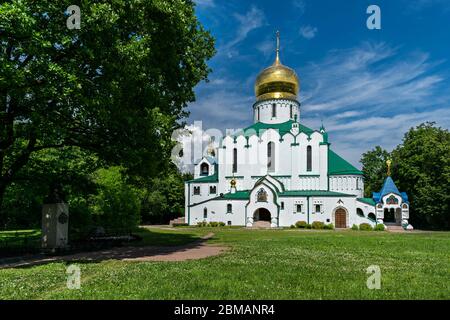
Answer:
334;208;347;228
253;208;271;228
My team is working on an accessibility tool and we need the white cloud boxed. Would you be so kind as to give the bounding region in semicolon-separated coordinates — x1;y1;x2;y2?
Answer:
302;42;446;114
219;6;266;57
292;0;306;13
194;0;215;8
299;25;318;39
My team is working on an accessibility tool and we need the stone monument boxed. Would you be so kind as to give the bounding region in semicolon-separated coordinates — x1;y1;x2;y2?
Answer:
41;183;69;251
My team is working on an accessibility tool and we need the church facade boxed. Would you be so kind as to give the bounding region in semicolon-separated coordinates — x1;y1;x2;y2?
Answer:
184;36;413;230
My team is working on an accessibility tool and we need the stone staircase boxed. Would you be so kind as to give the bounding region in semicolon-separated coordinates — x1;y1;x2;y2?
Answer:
169;217;186;226
250;221;271;229
385;223;405;232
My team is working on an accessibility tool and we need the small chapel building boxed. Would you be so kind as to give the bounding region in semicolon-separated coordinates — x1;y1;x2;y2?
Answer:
184;34;412;230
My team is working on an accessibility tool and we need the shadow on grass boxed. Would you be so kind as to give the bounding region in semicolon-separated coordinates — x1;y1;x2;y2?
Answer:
0;227;217;269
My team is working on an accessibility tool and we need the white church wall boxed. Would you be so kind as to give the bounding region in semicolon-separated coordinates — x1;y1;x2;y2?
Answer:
253;99;300;124
329;175;364;197
188;200;248;226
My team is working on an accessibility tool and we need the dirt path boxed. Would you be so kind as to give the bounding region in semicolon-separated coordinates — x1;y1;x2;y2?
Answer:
0;232;227;269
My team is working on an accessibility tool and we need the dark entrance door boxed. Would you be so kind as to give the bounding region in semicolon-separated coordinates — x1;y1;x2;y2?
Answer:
384;208;396;223
257;208;271;221
335;208;347;228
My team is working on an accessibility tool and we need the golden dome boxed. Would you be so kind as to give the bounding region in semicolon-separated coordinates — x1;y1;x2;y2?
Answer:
255;32;299;101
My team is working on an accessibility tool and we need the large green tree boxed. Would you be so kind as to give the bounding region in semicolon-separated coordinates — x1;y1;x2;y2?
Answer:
0;0;214;226
392;123;450;230
360;146;390;197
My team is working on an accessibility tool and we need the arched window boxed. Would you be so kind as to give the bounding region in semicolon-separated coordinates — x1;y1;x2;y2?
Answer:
290;104;293;119
356;208;364;217
272;103;276;117
227;204;232;213
233;148;237;173
257;107;260;121
368;213;376;221
200;163;209;176
267;142;275;172
203;208;207;219
307;146;312;172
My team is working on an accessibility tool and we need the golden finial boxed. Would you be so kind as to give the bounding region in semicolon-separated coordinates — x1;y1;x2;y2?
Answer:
386;159;392;176
274;30;281;66
230;178;236;188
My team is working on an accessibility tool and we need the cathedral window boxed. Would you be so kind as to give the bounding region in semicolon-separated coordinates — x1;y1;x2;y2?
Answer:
203;208;207;219
193;186;200;195
272;103;276;117
315;204;321;213
267;142;275;172
200;163;209;176
290;104;293;119
227;204;232;213
233;148;237;173
307;146;312;172
281;202;284;210
209;186;216;194
257;107;260;121
296;204;302;213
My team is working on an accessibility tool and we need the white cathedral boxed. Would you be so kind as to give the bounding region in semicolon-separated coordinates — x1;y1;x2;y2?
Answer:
184;35;412;229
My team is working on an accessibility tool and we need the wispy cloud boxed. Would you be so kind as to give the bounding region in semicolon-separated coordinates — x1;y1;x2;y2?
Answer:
302;42;446;114
193;0;215;8
299;42;449;166
292;0;306;14
219;6;266;57
299;25;318;39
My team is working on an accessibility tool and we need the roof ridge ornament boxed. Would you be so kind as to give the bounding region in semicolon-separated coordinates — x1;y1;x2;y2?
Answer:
386;159;392;176
274;30;281;66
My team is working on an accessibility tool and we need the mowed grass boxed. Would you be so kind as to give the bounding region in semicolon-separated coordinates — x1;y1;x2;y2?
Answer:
0;227;449;299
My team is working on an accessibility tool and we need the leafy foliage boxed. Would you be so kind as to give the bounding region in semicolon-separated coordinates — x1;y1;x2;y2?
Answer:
0;0;214;226
360;146;390;197
392;123;450;230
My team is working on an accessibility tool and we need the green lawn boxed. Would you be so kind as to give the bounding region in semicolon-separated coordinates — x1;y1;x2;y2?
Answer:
0;227;449;299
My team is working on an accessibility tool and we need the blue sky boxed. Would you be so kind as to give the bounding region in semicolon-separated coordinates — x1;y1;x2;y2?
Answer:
188;0;450;168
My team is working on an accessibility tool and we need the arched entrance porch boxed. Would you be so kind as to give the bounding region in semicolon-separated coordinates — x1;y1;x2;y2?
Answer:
252;208;272;228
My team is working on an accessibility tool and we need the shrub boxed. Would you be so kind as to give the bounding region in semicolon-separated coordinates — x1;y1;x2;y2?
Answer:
218;222;226;227
311;221;325;229
290;225;296;229
197;221;208;227
324;223;334;230
89;167;141;232
295;221;307;228
305;223;312;229
359;223;373;231
351;224;359;231
374;223;385;231
208;222;219;227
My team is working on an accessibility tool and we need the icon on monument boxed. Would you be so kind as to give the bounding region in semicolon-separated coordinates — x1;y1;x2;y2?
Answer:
41;183;69;252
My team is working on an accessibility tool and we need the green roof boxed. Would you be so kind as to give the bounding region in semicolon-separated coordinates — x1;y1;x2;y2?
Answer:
221;190;251;200
187;168;218;184
328;149;363;175
279;190;355;197
234;120;314;138
357;197;376;206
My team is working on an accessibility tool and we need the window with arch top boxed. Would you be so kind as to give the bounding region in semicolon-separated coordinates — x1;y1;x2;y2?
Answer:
272;103;276;117
307;146;312;172
200;162;209;176
227;204;232;213
267;142;275;172
233;148;237;173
